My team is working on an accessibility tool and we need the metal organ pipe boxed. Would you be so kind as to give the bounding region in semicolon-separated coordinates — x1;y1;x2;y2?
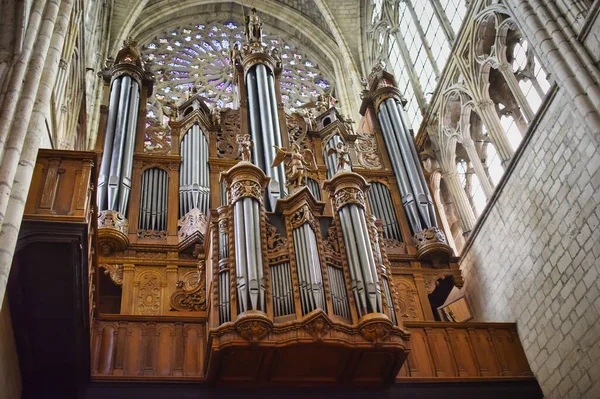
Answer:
118;80;140;213
107;76;132;211
378;102;422;232
367;183;402;242
138;168;168;231
179;125;210;218
324;135;343;179
246;69;264;168
98;78;122;210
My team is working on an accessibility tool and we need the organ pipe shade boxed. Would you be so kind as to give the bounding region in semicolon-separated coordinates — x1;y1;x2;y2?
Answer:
97;75;141;215
306;178;322;201
179;124;210;217
366;182;403;242
377;98;437;233
323;134;344;179
245;64;286;209
138;168;169;231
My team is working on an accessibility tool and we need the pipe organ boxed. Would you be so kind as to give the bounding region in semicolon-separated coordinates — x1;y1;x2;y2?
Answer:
93;21;468;387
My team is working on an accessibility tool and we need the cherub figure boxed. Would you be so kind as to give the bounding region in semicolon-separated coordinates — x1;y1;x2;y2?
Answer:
327;142;351;173
211;106;221;127
271;143;317;191
238;134;253;162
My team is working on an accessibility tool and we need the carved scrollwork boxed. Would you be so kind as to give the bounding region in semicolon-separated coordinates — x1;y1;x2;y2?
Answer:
289;204;319;231
98;210;128;234
99;263;123;285
144;120;172;154
171;262;206;311
394;277;420;320
355;131;382;169
303;316;331;341
424;274;447;294
235;315;272;342
333;187;365;210
136;230;167;240
230;180;262;203
217;109;241;159
359;316;393;345
266;223;287;253
178;208;208;243
324;225;340;254
413;227;447;249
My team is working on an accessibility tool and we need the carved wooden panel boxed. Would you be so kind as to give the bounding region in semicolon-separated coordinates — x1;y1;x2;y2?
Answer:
133;270;165;315
393;276;423;321
398;322;534;381
92;319;205;379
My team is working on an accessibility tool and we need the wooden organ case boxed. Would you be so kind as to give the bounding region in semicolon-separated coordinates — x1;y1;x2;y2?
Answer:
84;20;535;393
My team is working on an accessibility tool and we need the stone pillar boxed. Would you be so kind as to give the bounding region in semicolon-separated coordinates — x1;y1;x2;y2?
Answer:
475;99;514;166
497;62;535;123
462;136;494;199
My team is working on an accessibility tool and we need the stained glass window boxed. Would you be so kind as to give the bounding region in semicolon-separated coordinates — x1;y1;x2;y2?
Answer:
142;21;331;113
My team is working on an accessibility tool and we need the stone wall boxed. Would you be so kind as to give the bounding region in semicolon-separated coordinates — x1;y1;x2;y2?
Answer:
0;297;21;399
460;86;600;398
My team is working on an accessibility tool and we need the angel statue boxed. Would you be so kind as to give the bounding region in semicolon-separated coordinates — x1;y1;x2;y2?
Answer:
238;133;253;162
271;143;317;191
327;142;351;173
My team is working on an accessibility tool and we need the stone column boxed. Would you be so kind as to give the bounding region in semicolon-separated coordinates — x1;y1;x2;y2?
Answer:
497;62;535;123
475;99;514;166
462;136;494;199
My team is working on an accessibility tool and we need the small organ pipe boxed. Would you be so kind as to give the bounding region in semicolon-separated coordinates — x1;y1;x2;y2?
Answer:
252;200;265;309
267;71;287;196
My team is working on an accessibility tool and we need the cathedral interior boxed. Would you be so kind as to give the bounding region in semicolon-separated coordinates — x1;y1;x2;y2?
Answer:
0;0;599;398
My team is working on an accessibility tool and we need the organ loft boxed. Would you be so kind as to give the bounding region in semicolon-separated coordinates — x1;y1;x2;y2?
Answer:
2;1;599;398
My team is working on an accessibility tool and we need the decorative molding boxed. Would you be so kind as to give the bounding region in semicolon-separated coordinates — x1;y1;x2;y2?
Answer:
178;208;207;243
99;263;123;285
333;187;365;210
136;230;167;240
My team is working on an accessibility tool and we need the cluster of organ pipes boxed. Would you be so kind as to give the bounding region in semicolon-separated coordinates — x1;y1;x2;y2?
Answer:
246;64;286;210
292;222;325;315
179;124;210;217
98;74;140;215
377;97;437;233
138;168;168;231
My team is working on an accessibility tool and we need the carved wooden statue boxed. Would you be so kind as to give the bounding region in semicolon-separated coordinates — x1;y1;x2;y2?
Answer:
271;143;317;191
238;133;253;162
327;142;351;173
245;8;262;44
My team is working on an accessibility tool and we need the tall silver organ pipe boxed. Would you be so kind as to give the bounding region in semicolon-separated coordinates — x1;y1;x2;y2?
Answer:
292;223;325;315
377;99;437;233
338;204;383;317
98;75;140;214
366;182;402;242
234;197;266;312
324;134;344;179
245;65;286;210
138;168;169;231
179;124;210;217
218;209;231;324
306;178;322;201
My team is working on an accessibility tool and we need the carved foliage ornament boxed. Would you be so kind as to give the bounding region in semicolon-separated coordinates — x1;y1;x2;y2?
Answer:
289;204;319;231
98;210;128;234
355;131;382;169
178;207;208;242
413;227;447;249
303;316;331;341
266;223;287;253
171;262;206;311
100;264;123;285
235;318;272;342
137;230;167;240
144;120;172;154
324;225;340;254
333;187;365;210
230;180;262;203
217;109;241;159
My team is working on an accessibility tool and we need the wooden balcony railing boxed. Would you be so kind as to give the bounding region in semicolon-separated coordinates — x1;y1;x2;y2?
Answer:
398;322;534;381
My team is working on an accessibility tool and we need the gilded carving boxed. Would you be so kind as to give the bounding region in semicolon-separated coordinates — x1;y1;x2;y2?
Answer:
235;317;271;342
144;120;172;154
323;225;340;254
359;321;392;344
